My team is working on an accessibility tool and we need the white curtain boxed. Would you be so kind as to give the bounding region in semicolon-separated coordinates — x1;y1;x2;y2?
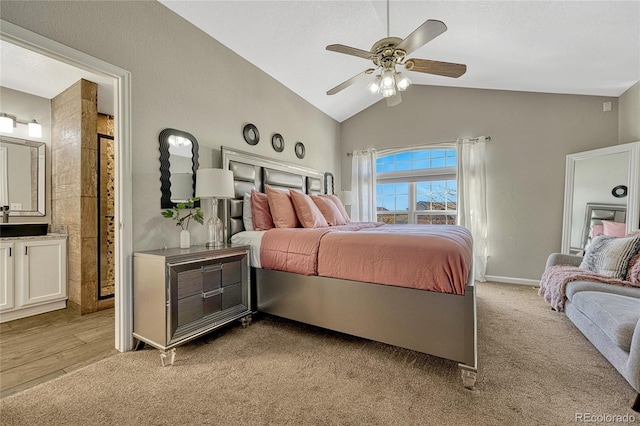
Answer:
351;149;377;222
0;147;8;208
457;137;488;282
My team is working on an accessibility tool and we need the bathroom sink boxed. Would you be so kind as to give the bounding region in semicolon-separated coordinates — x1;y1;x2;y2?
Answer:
0;223;49;238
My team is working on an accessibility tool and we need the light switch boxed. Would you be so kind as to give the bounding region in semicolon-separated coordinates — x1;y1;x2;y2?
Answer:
603;101;612;112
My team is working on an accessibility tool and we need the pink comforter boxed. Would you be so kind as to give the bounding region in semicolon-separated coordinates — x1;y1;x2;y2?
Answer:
260;223;473;295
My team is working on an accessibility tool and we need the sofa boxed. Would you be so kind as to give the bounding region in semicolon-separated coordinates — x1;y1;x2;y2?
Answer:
546;253;640;412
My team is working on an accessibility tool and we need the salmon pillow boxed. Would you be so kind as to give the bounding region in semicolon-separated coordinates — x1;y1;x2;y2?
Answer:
321;194;350;222
250;190;274;231
311;195;346;226
266;185;300;228
290;190;328;228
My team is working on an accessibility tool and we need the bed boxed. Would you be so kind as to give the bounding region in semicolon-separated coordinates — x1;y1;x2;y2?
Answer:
221;146;478;388
579;203;627;251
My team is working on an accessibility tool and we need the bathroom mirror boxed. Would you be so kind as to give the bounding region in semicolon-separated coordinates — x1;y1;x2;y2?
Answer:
159;128;199;209
562;141;640;254
0;136;45;216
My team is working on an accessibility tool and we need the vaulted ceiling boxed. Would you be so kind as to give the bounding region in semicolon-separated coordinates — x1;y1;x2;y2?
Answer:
161;0;640;122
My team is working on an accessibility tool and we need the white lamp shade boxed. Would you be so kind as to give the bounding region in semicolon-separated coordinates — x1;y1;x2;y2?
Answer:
0;115;14;133
196;168;235;199
28;121;42;138
340;190;353;206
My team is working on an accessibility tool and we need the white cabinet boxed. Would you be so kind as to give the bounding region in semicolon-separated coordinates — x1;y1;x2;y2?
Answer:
0;236;67;323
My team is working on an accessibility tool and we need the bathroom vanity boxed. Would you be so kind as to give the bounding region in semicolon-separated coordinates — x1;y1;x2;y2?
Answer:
0;234;68;322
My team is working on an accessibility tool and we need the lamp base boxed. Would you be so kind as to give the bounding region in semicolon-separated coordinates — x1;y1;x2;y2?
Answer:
206;198;224;248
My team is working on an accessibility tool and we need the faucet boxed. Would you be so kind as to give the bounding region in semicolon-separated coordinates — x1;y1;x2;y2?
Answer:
1;206;9;223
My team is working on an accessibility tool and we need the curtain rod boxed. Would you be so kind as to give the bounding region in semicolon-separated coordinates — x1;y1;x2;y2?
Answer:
346;136;491;156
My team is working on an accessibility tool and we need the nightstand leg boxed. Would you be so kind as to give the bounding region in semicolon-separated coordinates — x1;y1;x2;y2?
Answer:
240;314;252;328
160;348;176;367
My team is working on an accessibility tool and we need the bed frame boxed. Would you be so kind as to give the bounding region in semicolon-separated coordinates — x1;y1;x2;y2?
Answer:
221;146;478;388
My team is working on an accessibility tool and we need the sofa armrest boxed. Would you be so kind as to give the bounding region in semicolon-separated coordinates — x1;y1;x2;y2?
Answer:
626;319;640;393
546;253;583;269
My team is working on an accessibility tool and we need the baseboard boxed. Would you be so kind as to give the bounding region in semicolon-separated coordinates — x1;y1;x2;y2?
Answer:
484;275;540;287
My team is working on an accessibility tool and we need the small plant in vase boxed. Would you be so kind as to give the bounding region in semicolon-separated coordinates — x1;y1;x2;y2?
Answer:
161;197;204;248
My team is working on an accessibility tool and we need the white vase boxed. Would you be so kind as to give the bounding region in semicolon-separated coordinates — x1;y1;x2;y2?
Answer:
180;229;190;249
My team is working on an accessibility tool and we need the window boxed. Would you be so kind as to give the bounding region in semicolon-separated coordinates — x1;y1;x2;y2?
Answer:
376;147;457;225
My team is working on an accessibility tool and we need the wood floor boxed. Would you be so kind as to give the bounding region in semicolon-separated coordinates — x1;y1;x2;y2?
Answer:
0;307;117;398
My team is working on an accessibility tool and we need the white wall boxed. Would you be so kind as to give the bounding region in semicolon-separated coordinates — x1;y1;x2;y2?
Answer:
0;87;51;224
341;85;619;281
1;1;341;250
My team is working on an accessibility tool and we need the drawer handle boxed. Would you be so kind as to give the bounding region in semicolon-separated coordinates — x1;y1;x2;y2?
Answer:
202;264;223;273
202;288;224;299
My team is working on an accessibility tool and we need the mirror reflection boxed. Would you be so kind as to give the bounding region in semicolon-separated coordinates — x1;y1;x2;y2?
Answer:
0;136;45;216
569;151;629;253
159;129;199;209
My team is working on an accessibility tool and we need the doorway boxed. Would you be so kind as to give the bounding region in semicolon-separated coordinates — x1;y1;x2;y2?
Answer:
0;19;133;351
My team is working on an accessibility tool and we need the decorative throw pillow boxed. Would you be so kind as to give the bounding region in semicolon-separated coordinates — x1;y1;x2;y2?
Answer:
289;190;328;228
321;194;350;222
250;189;274;231
602;220;626;238
242;192;254;231
590;224;604;238
579;234;640;280
266;185;300;228
311;195;347;226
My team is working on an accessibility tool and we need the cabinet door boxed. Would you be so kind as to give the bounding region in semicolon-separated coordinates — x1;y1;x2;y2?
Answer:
0;242;15;312
19;239;67;307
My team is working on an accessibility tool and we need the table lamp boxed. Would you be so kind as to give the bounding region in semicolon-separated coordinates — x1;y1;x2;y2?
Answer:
195;168;235;247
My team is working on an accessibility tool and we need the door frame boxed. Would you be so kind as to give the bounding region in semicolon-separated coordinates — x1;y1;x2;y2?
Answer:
1;20;134;351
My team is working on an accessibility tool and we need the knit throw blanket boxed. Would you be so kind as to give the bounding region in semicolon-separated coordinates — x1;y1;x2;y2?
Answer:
538;265;639;312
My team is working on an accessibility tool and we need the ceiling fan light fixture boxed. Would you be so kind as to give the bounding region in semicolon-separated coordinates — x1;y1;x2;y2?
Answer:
367;75;382;94
395;72;411;91
380;69;395;89
381;86;396;98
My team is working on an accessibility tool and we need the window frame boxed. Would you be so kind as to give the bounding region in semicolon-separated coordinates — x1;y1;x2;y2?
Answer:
376;145;457;225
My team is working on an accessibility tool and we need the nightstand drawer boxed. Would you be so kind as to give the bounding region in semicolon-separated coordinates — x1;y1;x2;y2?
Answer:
222;260;242;286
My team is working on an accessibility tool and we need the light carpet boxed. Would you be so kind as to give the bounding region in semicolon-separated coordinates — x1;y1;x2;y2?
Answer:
1;282;637;425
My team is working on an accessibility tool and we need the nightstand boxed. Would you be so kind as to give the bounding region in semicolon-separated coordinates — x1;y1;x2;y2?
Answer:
133;244;251;365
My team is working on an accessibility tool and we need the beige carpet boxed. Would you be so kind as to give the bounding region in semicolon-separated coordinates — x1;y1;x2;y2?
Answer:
1;282;637;425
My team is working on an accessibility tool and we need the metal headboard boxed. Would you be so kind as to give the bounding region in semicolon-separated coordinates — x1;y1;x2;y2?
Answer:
581;202;626;248
220;146;324;241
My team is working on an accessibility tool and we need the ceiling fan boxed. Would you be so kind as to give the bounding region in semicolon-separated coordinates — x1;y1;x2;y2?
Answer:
325;6;466;106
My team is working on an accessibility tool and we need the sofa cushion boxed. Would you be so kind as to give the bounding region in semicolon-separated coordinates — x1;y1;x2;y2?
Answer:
571;291;640;352
565;281;640;302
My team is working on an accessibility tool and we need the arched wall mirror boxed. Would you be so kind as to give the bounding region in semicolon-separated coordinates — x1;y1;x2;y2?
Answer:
0;136;45;216
562;141;640;254
159;128;199;209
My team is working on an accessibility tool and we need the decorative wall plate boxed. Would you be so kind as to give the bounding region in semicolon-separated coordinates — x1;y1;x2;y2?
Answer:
295;142;306;159
271;133;285;152
243;123;260;146
612;185;628;198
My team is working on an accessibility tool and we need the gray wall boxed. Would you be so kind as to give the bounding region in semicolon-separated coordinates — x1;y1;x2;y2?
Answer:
619;81;640;144
340;85;619;281
1;0;341;250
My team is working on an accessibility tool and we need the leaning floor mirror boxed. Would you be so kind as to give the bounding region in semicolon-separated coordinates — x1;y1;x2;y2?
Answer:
562;141;640;255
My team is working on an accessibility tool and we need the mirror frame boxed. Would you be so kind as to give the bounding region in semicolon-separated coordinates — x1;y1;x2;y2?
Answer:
561;141;640;254
159;128;199;209
0;136;45;216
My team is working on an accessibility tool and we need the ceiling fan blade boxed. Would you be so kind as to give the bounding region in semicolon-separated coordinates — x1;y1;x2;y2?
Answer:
404;58;467;78
327;69;375;95
386;92;402;107
396;20;447;55
326;44;373;60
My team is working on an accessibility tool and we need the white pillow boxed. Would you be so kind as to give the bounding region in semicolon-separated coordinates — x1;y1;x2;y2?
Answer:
243;192;254;231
